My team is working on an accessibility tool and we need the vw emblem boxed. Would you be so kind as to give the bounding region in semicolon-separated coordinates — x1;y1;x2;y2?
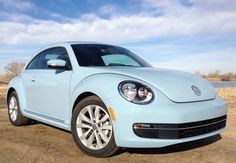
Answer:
191;85;201;96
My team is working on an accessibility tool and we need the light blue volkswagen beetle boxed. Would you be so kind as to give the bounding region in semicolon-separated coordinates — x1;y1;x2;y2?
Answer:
7;42;227;157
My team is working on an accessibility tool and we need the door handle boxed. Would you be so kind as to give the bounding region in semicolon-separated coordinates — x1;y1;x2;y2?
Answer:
31;77;36;82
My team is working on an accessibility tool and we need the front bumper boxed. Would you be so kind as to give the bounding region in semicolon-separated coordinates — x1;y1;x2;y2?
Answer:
104;93;228;148
133;115;226;139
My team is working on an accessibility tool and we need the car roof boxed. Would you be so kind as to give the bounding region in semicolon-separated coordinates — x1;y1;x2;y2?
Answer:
27;41;120;64
50;41;114;46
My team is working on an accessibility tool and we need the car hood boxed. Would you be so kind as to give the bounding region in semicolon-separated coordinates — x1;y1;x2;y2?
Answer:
83;67;216;103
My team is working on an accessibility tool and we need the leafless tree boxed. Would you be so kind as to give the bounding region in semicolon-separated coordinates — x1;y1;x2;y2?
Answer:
0;61;25;83
207;70;221;78
5;62;25;77
221;72;233;81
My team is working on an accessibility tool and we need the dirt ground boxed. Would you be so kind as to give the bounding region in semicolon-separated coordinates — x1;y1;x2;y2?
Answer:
0;85;6;109
0;88;235;163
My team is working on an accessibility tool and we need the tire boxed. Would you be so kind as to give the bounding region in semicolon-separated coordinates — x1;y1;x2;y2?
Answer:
7;91;29;126
71;95;119;157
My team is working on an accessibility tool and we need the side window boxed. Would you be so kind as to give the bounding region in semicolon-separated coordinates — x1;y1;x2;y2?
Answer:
37;47;71;70
26;53;42;70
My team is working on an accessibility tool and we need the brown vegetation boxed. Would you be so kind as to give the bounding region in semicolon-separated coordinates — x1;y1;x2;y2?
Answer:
0;61;25;83
0;85;7;108
217;87;236;103
195;70;236;81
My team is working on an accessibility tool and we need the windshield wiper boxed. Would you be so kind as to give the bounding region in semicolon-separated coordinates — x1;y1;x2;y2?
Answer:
108;63;139;67
108;63;126;66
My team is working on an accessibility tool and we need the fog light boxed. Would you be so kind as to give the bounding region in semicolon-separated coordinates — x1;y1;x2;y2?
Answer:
133;123;151;129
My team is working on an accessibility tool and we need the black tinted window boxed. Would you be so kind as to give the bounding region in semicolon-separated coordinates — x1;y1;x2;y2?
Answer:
71;44;151;67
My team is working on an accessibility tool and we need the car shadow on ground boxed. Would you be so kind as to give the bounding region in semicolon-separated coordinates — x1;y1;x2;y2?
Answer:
125;134;222;154
26;119;72;133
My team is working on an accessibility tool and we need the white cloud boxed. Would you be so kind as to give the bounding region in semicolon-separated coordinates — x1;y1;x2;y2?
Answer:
0;0;235;45
140;0;189;15
189;0;236;11
0;0;236;73
0;0;35;11
98;4;118;15
0;12;235;45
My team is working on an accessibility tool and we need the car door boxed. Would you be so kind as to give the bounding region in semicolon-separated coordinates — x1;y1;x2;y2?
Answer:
22;47;72;124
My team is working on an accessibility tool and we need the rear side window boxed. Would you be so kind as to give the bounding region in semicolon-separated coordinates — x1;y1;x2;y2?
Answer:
26;53;41;70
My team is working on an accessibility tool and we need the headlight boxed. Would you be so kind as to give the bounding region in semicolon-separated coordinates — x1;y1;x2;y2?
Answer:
118;81;154;104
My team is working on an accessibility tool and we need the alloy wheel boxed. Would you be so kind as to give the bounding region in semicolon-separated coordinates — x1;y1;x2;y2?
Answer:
76;105;113;150
9;96;18;122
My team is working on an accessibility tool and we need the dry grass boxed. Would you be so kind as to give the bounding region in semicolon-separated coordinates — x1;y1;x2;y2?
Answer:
0;85;7;97
206;77;236;81
0;85;7;108
217;87;236;104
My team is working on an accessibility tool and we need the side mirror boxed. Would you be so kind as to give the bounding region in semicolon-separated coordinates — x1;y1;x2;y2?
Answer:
47;59;67;69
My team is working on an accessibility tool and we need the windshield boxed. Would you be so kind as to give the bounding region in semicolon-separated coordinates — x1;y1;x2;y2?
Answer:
71;44;151;67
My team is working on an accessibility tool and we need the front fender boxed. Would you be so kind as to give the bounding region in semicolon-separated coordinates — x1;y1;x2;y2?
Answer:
71;73;134;107
69;73;172;145
7;76;27;115
70;73;154;120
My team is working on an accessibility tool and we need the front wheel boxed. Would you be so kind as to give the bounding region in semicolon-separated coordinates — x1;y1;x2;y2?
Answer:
71;96;119;157
7;91;29;126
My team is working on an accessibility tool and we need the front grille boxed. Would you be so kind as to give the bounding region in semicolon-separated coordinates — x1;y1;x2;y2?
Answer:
133;115;227;139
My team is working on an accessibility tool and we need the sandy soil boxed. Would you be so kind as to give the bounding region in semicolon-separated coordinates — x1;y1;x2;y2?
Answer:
0;88;235;163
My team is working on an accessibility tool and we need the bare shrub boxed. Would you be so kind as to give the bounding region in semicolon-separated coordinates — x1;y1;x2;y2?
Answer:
194;71;236;81
221;73;233;81
1;61;25;83
207;70;221;78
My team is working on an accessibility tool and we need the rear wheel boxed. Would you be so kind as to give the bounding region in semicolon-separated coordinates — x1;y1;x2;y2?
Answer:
71;96;119;157
7;91;29;126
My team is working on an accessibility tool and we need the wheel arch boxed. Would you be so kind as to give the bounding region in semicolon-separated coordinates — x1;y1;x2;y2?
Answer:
7;76;27;114
72;92;100;112
70;73;135;118
7;87;16;101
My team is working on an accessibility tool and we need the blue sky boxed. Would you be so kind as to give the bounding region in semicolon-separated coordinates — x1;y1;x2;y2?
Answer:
0;0;236;74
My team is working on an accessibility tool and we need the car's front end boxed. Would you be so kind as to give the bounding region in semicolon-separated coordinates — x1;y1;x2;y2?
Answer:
106;86;227;148
90;67;228;148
